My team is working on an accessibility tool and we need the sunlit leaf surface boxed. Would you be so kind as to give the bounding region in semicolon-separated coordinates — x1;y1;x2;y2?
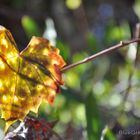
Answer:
0;26;65;130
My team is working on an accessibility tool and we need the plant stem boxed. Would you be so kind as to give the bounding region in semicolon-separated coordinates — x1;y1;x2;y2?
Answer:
134;23;140;66
120;23;140;115
61;38;140;72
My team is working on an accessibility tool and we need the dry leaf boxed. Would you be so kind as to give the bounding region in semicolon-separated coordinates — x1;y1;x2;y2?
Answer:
0;26;65;130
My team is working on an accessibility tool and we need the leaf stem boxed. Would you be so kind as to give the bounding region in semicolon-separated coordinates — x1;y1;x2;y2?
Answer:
61;38;140;72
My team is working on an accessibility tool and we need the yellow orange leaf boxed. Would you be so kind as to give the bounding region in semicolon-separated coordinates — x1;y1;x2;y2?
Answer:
0;26;66;130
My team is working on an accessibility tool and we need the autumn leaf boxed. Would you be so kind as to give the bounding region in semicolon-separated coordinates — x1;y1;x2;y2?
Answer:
4;117;58;140
0;26;66;130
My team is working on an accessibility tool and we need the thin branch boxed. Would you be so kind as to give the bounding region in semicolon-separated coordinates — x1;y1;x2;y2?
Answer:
120;70;133;114
61;38;140;72
119;23;140;116
134;23;140;66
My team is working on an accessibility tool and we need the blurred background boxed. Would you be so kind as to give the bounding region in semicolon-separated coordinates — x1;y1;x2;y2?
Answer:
1;0;140;139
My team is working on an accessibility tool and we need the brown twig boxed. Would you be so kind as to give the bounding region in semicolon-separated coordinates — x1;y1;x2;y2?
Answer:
119;23;140;115
134;23;140;66
120;70;133;113
61;38;140;72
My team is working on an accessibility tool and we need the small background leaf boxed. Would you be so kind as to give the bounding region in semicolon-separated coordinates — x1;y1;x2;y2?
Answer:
56;39;71;61
21;16;41;39
85;92;102;140
101;126;116;140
